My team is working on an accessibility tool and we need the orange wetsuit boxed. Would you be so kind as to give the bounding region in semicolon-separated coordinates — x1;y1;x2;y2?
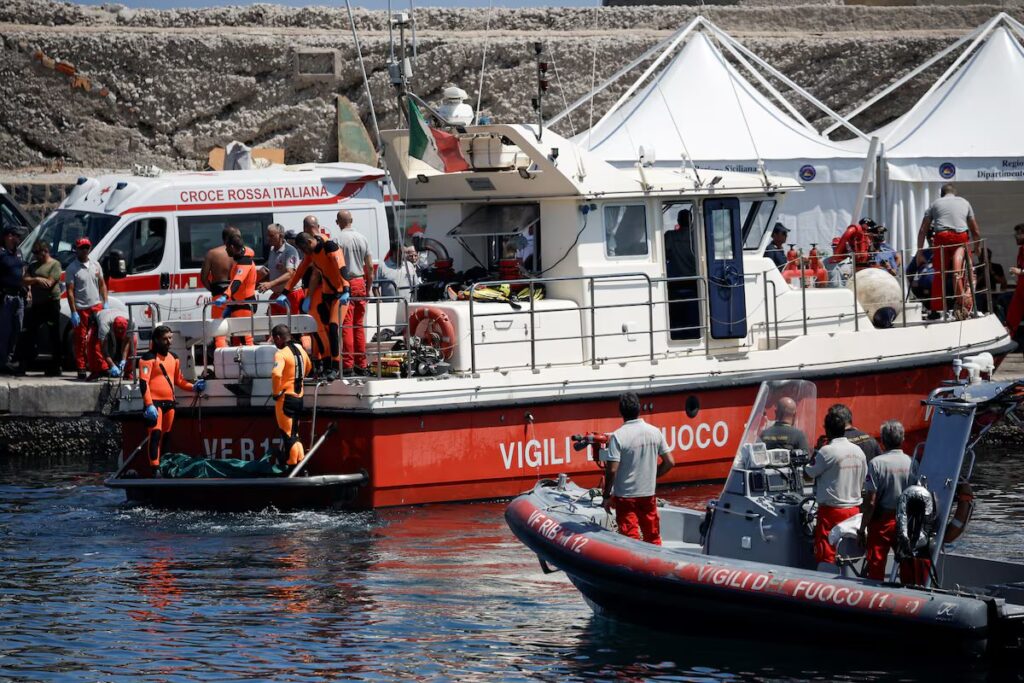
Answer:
286;239;348;364
213;245;256;348
139;351;194;467
226;253;259;346
272;341;312;467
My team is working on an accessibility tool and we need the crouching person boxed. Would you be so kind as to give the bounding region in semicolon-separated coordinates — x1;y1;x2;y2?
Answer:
271;324;311;468
858;420;912;580
140;326;205;471
601;392;675;545
806;411;867;566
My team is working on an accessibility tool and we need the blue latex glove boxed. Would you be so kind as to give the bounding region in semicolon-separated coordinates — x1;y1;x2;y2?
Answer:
143;405;159;424
117;360;126;373
300;297;311;314
102;300;108;310
108;364;121;378
212;295;227;306
194;378;206;393
274;294;289;309
337;290;350;305
70;311;81;328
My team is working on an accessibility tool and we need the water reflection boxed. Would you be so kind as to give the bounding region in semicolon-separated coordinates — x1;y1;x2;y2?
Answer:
1;451;1024;681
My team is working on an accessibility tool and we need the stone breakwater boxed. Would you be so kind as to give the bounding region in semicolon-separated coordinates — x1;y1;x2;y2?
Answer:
1;0;1022;171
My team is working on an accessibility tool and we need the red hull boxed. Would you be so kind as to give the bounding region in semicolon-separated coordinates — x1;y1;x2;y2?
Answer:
121;363;953;508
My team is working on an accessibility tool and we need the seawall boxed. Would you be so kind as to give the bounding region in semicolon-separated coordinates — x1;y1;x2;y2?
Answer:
3;0;1023;171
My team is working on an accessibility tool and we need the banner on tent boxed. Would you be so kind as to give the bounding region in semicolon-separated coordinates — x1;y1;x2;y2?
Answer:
887;157;1024;182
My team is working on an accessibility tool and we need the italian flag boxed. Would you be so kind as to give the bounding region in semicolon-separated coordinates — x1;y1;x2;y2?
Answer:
408;99;470;173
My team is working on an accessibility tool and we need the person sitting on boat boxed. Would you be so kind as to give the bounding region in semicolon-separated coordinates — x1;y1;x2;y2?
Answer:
867;224;900;276
825;403;881;461
758;397;809;454
139;325;205;471
805;411;867;566
857;420;912;581
600;392;675;545
270;324;311;469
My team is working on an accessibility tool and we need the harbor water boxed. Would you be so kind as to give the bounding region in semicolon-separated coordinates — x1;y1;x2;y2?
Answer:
3;447;1024;682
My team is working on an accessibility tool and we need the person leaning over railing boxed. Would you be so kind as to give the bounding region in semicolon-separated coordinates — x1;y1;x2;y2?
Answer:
916;184;982;319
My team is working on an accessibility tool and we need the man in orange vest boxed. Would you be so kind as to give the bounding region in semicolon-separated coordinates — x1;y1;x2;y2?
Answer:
280;233;350;381
139;325;205;470
213;235;258;346
270;323;311;468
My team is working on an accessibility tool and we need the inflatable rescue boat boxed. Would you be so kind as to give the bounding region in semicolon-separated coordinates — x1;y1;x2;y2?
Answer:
506;361;1024;655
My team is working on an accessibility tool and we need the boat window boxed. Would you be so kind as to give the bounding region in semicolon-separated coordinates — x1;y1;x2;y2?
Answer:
177;213;272;270
741;199;777;251
106;217;167;275
27;209;120;267
604;205;648;258
448;203;541;274
708;207;736;261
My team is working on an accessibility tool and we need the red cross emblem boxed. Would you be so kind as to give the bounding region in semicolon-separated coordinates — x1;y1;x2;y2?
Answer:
99;186;111;196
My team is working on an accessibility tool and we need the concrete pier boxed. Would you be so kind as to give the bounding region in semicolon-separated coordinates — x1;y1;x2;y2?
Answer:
0;375;114;416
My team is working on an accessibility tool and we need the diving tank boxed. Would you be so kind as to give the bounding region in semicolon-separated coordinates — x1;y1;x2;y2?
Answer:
846;268;902;328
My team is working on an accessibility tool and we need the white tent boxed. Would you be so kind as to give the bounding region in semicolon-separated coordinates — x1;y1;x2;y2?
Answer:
557;18;873;248
872;19;1024;254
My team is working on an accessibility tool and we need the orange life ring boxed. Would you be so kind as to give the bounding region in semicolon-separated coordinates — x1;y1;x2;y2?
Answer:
409;307;456;360
944;481;974;543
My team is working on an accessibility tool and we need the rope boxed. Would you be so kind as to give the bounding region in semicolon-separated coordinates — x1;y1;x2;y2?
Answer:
714;31;767;186
473;0;494;125
344;0;383;153
549;47;575;138
586;7;600;150
654;80;702;186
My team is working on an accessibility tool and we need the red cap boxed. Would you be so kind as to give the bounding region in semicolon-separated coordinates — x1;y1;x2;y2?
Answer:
74;237;92;249
112;317;129;335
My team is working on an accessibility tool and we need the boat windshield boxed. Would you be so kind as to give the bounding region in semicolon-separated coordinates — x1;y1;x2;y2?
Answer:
732;379;817;468
19;210;120;267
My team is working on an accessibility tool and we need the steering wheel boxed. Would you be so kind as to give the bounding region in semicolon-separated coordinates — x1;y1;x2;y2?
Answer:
799;496;818;538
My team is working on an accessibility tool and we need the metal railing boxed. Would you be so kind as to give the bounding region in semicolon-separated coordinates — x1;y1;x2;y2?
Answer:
167;236;1001;380
467;273;661;375
194;292;411;380
780;236;994;332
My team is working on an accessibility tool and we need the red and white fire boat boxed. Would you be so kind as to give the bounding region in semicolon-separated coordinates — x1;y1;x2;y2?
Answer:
106;122;1012;509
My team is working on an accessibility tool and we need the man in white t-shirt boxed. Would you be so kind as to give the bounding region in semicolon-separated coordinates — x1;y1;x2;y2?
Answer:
600;392;675;545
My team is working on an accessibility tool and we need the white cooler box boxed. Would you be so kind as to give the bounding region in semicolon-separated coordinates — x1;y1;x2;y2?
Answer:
214;344;278;379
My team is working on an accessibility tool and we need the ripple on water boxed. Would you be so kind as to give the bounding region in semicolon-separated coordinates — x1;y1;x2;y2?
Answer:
1;451;1023;681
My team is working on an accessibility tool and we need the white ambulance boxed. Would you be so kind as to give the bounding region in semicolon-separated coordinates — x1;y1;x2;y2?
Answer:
19;163;390;332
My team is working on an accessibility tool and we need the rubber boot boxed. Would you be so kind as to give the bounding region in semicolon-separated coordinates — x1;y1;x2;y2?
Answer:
323;360;340;382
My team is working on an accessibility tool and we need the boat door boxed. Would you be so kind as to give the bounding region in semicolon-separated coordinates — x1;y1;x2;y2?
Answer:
702;198;746;339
